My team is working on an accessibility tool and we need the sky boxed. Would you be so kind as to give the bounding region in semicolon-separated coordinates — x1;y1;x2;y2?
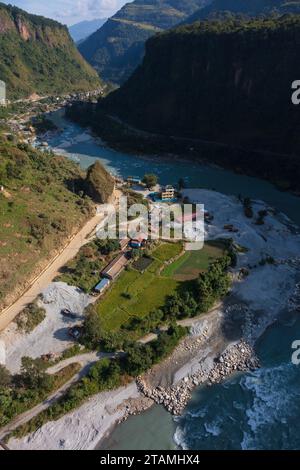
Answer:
1;0;130;26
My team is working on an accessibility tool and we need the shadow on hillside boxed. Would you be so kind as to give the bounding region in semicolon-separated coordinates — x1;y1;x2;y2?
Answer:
64;177;86;195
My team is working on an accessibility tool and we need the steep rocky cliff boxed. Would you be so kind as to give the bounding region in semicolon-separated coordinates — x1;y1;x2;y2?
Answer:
0;3;100;99
101;15;300;149
91;15;300;191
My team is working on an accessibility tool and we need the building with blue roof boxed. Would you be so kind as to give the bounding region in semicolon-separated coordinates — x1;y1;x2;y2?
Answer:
94;278;110;294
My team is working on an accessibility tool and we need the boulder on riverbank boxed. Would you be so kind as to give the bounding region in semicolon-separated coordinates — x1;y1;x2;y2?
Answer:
137;340;260;416
85;161;115;204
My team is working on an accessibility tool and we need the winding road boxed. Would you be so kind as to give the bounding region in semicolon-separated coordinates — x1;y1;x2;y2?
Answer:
0;301;222;441
0;351;111;440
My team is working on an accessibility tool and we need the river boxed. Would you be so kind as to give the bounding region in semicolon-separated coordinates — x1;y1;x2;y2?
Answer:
46;109;300;451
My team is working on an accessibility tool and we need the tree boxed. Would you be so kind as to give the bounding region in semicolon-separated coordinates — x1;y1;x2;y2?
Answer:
95;238;119;255
88;358;121;389
20;357;52;391
123;343;153;376
142;174;158;190
131;248;142;261
164;292;198;320
178;178;185;190
101;332;125;352
83;305;103;347
6;162;22;179
0;365;11;387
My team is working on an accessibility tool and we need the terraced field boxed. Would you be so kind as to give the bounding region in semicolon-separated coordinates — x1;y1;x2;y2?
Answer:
161;242;225;281
97;240;225;333
97;242;182;332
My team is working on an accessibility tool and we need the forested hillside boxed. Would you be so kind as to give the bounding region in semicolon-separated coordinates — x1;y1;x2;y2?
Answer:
0;131;115;309
70;15;300;192
0;2;100;99
185;0;300;23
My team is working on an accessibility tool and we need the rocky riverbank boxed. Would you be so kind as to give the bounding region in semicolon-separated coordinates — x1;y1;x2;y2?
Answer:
135;341;259;416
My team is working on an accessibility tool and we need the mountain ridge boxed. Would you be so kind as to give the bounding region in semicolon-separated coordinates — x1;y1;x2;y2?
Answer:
78;0;211;84
0;2;100;99
184;0;300;23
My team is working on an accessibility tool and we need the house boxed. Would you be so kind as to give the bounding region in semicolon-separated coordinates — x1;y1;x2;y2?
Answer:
94;278;111;295
102;253;129;280
130;240;142;249
130;233;148;249
119;238;130;251
127;176;142;186
160;185;175;201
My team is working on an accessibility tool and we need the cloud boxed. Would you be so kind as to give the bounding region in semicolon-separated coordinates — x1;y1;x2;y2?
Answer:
1;0;129;25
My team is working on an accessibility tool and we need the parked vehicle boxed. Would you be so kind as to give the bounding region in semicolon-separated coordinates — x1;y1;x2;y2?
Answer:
68;326;82;340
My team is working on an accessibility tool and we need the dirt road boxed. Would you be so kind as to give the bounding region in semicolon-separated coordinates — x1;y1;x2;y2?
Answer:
0;351;113;440
0;210;105;332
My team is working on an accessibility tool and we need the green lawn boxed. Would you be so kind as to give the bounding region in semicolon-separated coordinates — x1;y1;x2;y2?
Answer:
126;277;179;317
161;242;225;281
151;242;183;262
98;268;179;332
97;242;183;332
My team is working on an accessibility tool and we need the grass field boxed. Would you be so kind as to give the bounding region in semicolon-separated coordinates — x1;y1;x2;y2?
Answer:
96;241;224;333
97;242;182;332
151;242;183;262
161;242;225;281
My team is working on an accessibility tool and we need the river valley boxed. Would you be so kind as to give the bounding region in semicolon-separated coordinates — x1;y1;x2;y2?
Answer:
38;110;300;451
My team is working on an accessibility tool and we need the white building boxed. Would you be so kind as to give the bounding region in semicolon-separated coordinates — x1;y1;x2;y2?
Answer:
0;80;6;106
161;185;175;201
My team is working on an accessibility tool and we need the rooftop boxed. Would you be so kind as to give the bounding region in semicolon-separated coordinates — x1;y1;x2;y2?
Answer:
102;253;129;279
95;278;110;291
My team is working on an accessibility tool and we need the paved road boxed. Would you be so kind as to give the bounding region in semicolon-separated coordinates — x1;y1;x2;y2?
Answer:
0;209;107;332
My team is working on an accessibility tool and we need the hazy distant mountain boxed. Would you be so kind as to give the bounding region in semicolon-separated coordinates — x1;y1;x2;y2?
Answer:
69;18;107;43
79;0;211;84
0;2;100;99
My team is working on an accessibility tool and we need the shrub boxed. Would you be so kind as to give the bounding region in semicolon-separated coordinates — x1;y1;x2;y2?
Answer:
142;174;158;189
0;365;11;387
15;301;46;333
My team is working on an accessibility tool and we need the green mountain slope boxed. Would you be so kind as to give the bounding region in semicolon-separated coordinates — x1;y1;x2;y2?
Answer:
185;0;300;22
0;129;114;309
90;15;300;191
0;3;100;99
78;0;211;84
